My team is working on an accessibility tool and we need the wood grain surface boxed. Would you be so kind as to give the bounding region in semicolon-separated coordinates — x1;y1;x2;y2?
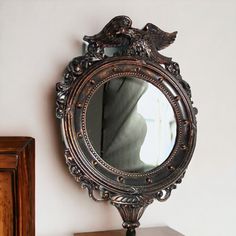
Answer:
0;137;35;236
0;172;13;236
75;226;184;236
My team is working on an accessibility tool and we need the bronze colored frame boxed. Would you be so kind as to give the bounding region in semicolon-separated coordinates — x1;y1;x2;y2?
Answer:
56;16;197;233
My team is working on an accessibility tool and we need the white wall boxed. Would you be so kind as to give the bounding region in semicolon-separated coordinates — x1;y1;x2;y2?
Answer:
0;0;236;235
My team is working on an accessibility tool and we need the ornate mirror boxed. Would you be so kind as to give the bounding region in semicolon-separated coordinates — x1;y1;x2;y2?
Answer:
56;16;197;234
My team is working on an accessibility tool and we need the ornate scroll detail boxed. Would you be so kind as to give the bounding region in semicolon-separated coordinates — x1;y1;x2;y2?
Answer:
111;194;153;230
56;53;98;119
64;149;83;181
165;61;192;99
165;61;198;112
64;149;109;202
56;50;104;119
155;172;185;202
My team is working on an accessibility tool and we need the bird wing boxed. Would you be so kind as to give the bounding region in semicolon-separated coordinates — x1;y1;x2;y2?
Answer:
143;23;177;51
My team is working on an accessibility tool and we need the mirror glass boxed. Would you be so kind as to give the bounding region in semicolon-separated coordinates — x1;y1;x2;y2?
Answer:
86;77;177;173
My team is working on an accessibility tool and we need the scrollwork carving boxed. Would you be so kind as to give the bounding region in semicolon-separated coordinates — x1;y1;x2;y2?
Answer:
165;61;192;99
56;57;84;119
155;172;185;202
64;149;109;202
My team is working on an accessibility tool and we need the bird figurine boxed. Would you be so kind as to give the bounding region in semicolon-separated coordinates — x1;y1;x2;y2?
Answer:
83;15;132;50
83;15;177;64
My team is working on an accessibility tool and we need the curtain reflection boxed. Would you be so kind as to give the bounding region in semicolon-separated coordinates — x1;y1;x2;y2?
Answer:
102;77;152;172
86;77;176;173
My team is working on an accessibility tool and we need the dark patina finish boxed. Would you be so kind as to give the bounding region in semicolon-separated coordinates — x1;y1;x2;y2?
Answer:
56;16;197;232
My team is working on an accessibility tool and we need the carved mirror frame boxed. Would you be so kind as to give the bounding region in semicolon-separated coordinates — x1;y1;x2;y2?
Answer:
56;16;197;232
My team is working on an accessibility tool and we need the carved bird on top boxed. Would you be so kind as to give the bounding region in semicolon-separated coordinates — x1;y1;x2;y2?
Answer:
83;16;177;64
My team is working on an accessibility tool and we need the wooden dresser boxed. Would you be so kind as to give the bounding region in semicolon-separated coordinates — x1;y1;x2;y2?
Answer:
0;137;35;236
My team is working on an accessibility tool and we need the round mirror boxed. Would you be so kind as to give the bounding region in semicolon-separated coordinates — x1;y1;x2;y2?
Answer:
57;16;198;232
86;77;177;173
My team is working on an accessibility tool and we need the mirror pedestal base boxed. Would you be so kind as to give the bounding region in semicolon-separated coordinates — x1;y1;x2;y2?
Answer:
111;195;153;231
126;229;136;236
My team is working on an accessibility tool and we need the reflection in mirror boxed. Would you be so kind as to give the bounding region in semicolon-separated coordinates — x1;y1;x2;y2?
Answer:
86;77;177;173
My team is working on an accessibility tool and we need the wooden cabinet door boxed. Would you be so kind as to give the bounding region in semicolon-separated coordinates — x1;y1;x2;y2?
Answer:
0;137;35;236
0;170;14;236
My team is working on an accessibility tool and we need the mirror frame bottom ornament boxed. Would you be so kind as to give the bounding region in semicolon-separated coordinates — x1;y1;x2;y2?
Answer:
56;16;197;232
